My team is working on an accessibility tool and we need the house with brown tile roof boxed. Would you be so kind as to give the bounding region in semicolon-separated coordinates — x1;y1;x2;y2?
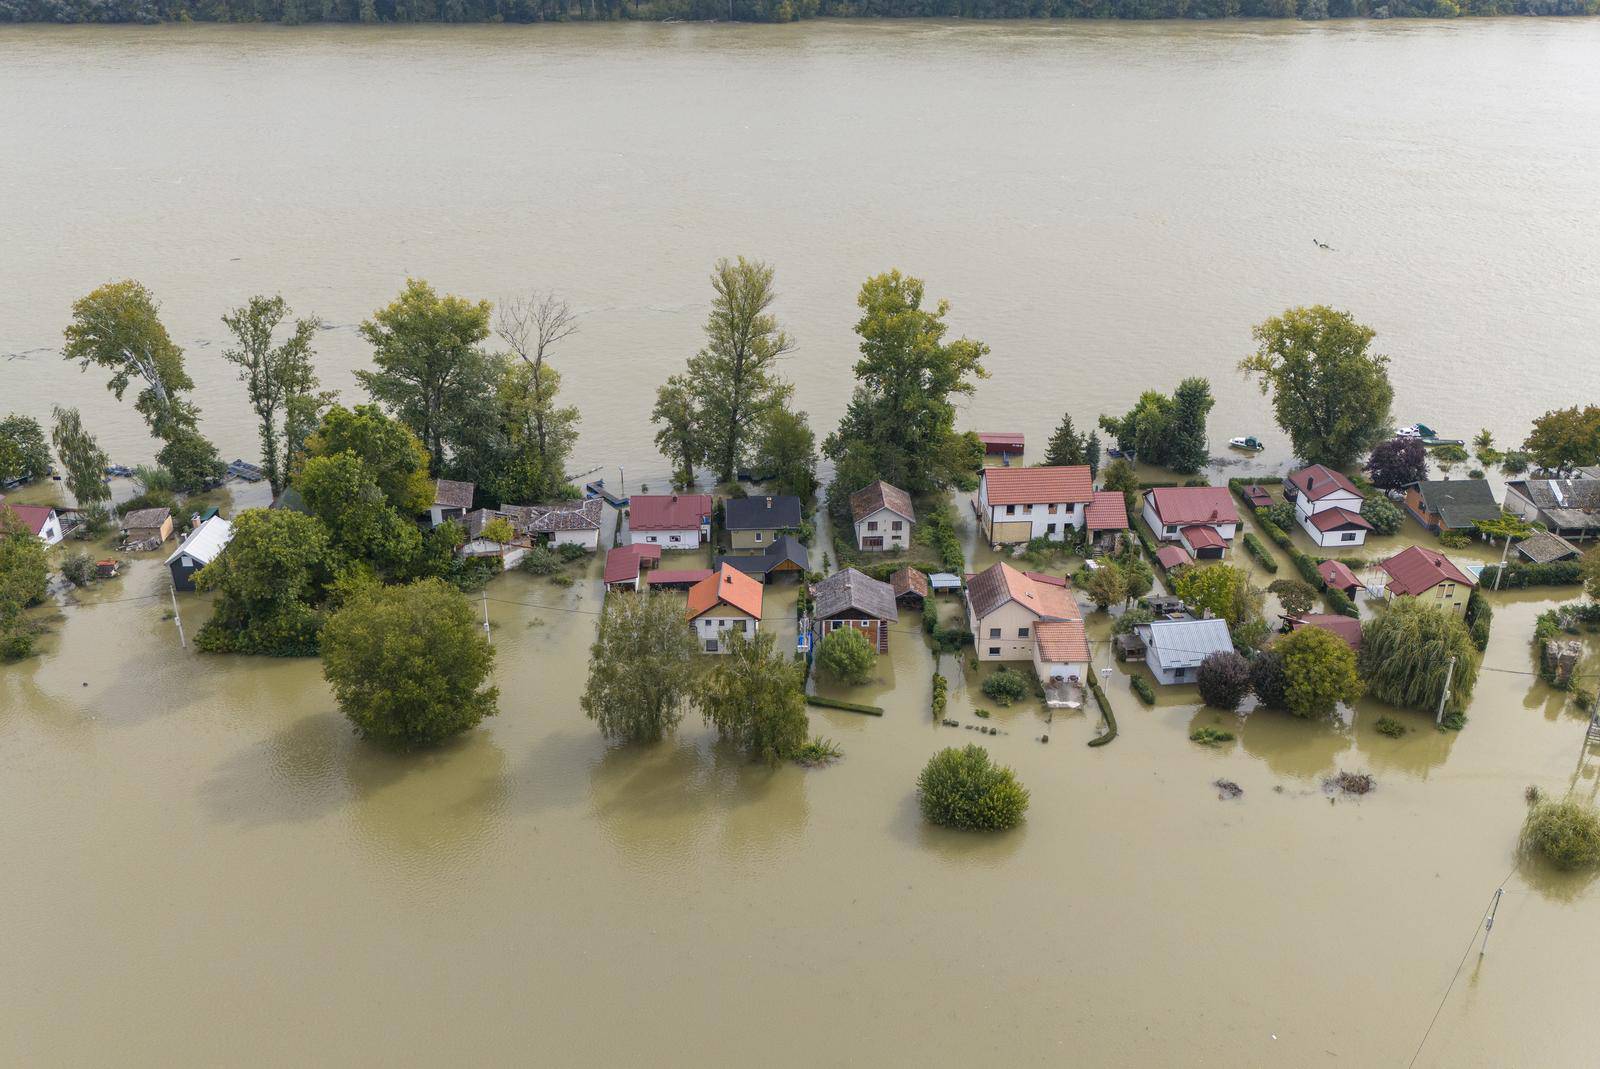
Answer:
1379;545;1475;617
430;479;475;527
849;481;915;552
889;566;930;606
1141;487;1238;559
1287;465;1371;547
975;465;1094;547
965;561;1082;663
813;568;898;654
686;563;763;653
120;506;173;548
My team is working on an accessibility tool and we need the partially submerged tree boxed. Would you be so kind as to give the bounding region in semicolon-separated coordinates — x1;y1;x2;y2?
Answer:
1522;405;1600;475
1172;564;1261;630
0;508;50;660
0;415;52;485
297;452;423;575
1197;650;1251;711
753;407;819;501
1521;798;1600;871
494;291;582;500
1365;435;1428;491
357;278;494;470
303;404;433;515
1240;305;1393;469
1432;443;1468;478
220;294;326;494
1082;561;1128;612
1167;376;1215;475
1359;597;1479;718
816;625;875;685
580;592;698;743
321;578;498;748
916;744;1029;831
1250;648;1289;711
1275;625;1363;718
696;629;809;766
1267;578;1318;618
651;373;701;489
49;406;111;518
1043;412;1088;467
1360;495;1402;535
194;509;333;656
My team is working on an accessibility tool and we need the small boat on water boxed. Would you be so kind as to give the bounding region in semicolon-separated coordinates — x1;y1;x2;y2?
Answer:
1398;424;1464;447
1228;435;1265;452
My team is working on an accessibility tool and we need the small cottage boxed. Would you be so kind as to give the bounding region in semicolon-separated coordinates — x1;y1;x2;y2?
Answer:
1505;477;1600;541
686;563;764;653
604;543;661;591
889;567;930;608
1287;465;1372;548
165;515;234;592
977;432;1025;456
724;494;803;551
849;481;915;552
1402;479;1499;534
628;493;714;550
1379;545;1476;617
121;507;174;548
1136;617;1234;685
517;499;603;551
430;479;475;527
1287;613;1362;651
458;508;528;569
2;503;64;546
813;568;898;653
1085;490;1130;552
1514;530;1581;565
1316;559;1362;598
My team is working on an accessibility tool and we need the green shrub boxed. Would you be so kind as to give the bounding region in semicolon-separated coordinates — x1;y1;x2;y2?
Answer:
794;736;843;767
117;489;180;519
1375;716;1406;738
921;596;937;635
1086;675;1117;747
1465;589;1493;652
1479;561;1583;589
556;542;588;562
915;503;964;572
1131;674;1155;705
931;625;972;654
981;667;1030;707
1266;501;1297;532
550;573;575;587
1242;532;1278;573
1575;688;1595;712
1360;495;1403;535
916;745;1029;831
931;671;948;719
1291;550;1322;587
1325;585;1358;618
1521;799;1600;870
1197;650;1251;711
1438;530;1472;549
519;546;560;575
59;552;97;587
1441;711;1467;731
1189;727;1235;745
816;626;875;685
1113;606;1153;635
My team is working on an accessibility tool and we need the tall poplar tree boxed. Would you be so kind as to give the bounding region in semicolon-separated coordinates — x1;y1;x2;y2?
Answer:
220;294;326;494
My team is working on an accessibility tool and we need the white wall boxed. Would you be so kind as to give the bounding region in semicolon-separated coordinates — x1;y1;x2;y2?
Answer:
693;613;757;653
1031;648;1088;686
38;513;63;546
854;507;912;551
552;529;600;551
630;528;701;549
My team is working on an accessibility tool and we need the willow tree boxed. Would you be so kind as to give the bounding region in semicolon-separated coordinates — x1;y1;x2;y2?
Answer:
580;592;698;743
696;630;809;766
1359;598;1479;718
49;406;111;518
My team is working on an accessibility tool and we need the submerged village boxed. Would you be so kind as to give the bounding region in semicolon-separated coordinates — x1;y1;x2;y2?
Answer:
4;261;1600;865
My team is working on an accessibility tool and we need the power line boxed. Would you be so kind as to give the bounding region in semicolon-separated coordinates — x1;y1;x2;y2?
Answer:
1406;866;1518;1069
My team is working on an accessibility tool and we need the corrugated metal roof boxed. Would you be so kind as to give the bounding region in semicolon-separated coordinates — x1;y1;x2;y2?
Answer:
1147;618;1234;670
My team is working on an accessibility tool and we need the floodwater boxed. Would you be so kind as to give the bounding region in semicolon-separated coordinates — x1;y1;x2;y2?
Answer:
4;18;1600;1067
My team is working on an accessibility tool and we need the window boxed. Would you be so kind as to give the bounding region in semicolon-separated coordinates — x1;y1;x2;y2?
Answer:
1048;504;1058;515
1047;523;1057;535
867;520;878;531
988;647;1000;657
669;535;681;543
754;532;763;543
1005;505;1016;516
989;628;1001;639
737;620;748;633
1165;525;1177;535
891;520;902;531
646;535;658;543
830;620;841;630
1018;627;1030;638
1341;532;1357;542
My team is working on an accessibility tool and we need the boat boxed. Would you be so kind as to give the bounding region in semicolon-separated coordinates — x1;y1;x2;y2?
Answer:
1228;435;1265;452
1106;447;1136;460
1398;424;1464;447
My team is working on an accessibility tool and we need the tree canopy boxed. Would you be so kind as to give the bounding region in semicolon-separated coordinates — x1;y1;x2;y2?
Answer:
1172;564;1260;629
1522;405;1600;475
1044;412;1088;467
696;629;809;766
49;406;111;515
220;294;326;495
1275;625;1363;718
195;508;334;656
321;578;498;748
1197;650;1251;711
1359;597;1479;717
297;452;423;576
0;507;50;660
916;745;1029;831
581;592;699;743
753;408;818;501
1365;435;1427;491
1240;306;1393;469
0;415;52;485
304;404;434;515
816;625;875;684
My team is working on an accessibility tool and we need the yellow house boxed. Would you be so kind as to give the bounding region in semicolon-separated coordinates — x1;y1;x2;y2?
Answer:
1379;545;1475;618
965;561;1083;663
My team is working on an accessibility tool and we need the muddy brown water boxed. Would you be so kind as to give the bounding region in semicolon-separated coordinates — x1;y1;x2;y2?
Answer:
4;19;1600;1067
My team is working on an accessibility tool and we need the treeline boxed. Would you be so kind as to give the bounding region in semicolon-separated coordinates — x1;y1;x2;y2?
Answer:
5;0;1597;26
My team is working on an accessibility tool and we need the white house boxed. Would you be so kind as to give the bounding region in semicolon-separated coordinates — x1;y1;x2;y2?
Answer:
1135;617;1234;685
975;466;1094;546
1286;464;1372;548
165;514;233;592
430;479;474;528
849;480;915;552
1141;487;1238;560
2;503;64;546
686;563;764;654
628;493;714;550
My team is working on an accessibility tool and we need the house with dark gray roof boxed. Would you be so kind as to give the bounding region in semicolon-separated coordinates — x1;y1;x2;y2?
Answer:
812;568;898;653
723;494;803;551
1504;476;1600;540
1402;479;1500;533
714;535;808;583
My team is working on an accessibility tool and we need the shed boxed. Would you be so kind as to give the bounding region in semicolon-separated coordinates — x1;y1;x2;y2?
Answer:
165;515;234;592
890;566;930;606
121;507;173;548
1316;559;1362;596
927;572;962;594
978;432;1025;455
713;535;808;582
1515;530;1581;565
1139;618;1234;685
1242;484;1273;510
813;568;898;653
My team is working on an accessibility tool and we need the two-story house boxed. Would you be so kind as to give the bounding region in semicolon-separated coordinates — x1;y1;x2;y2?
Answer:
724;494;803;551
1379;545;1476;617
965;561;1083;669
1141;487;1238;560
628;493;714;549
686;563;764;653
1286;464;1373;548
849;481;915;551
975;466;1094;547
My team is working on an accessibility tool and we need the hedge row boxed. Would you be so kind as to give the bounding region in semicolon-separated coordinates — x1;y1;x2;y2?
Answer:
1087;674;1118;748
805;695;884;717
1466;588;1493;652
1479;560;1584;589
1130;674;1156;705
1242;532;1278;573
1229;482;1358;618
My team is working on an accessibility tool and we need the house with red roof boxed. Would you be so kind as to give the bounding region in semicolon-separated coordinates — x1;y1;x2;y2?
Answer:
2;502;64;546
1288;614;1363;651
1085;490;1130;551
603;543;662;591
1379;545;1475;618
1287;464;1372;548
975;465;1094;547
964;561;1086;686
686;563;763;653
1316;559;1362;598
1141;487;1238;560
627;493;713;550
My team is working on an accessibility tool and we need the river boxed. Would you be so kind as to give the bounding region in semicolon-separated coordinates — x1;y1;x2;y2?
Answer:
3;18;1600;1067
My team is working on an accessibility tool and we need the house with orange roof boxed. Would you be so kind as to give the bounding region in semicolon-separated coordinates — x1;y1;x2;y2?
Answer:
686;563;764;653
975;465;1094;547
964;560;1087;679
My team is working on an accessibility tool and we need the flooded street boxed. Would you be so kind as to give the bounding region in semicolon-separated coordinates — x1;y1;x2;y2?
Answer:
4;18;1600;1067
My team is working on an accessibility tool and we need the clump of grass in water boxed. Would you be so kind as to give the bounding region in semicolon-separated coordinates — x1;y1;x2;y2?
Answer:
794;736;842;768
1189;727;1235;745
1374;716;1406;738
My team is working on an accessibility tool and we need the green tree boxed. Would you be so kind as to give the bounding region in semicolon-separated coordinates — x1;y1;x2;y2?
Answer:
1240;305;1394;468
195;509;333;656
1043;412;1087;467
155;428;227;492
493;292;582;500
1471;428;1501;468
1100;458;1141;516
1085;431;1102;478
1267;578;1318;617
683;257;795;483
1521;799;1600;871
1365;436;1428;491
1360;495;1403;535
0;508;50;660
357;278;493;470
49;406;111;515
1121;556;1154;605
1432;443;1468;477
0;415;52;484
652;373;701;488
1358;597;1479;717
1082;561;1128;611
479;516;515;546
1499;450;1532;476
1172;564;1259;628
916;745;1029;831
753;408;818;500
321;578;498;747
1522;406;1600;475
303;404;434;514
1197;650;1251;711
296;452;422;575
696;629;809;766
1099;390;1175;467
816;625;875;685
580;592;699;743
1250;648;1289;711
1275;625;1363;718
1167;376;1215;475
823;269;989;495
220;293;326;495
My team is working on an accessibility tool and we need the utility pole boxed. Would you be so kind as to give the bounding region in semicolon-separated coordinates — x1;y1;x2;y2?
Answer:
168;582;186;648
1480;887;1504;956
482;588;491;646
1493;534;1511;591
619;465;625;500
1435;654;1457;725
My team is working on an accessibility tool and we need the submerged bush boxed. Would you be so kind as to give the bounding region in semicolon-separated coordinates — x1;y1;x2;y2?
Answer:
1197;650;1251;711
981;666;1030;706
1131;674;1155;705
916;745;1029;831
1375;716;1407;738
1521;799;1600;871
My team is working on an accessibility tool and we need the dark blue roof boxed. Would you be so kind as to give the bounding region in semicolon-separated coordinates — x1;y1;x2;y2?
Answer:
723;494;803;530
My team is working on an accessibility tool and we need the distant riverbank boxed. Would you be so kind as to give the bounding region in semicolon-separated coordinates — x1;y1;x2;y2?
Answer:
5;0;1597;28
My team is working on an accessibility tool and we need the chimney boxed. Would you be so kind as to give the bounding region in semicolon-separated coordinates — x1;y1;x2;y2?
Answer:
765;497;773;509
1307;474;1316;490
